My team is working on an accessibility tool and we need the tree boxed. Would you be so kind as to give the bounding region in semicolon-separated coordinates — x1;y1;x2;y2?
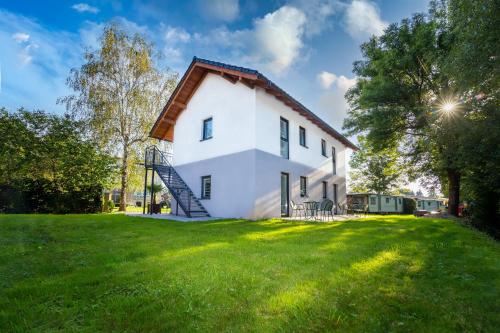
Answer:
441;0;500;232
349;136;404;195
0;108;115;213
60;24;178;211
343;13;464;216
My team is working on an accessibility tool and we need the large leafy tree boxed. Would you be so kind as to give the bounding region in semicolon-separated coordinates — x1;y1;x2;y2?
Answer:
441;0;500;231
349;136;404;194
343;13;464;215
0;108;115;213
60;24;177;211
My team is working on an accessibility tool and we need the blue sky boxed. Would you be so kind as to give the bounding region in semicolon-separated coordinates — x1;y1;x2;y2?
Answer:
0;0;429;131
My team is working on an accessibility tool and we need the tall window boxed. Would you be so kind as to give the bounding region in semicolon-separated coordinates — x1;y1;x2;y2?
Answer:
332;147;336;175
299;126;307;147
322;181;327;199
333;184;338;213
280;117;289;159
370;196;376;205
386;197;390;204
300;176;307;197
321;139;327;157
201;176;211;199
202;117;213;140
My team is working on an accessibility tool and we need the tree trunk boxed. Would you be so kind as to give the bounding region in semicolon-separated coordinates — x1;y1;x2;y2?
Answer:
119;145;129;211
447;169;460;216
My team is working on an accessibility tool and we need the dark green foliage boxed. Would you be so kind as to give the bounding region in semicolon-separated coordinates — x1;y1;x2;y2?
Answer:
103;200;115;213
402;197;417;214
344;0;499;233
0;108;115;213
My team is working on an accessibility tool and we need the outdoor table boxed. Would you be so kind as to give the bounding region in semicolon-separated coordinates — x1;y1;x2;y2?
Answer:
303;201;319;220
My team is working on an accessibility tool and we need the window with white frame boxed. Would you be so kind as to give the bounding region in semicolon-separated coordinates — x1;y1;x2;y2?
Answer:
201;175;211;199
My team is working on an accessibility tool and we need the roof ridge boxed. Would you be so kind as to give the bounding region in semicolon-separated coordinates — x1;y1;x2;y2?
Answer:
191;57;354;148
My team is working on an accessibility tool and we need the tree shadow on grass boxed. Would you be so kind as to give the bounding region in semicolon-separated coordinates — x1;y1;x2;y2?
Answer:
0;215;498;332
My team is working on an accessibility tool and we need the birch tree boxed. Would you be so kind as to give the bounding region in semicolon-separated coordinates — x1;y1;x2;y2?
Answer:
60;24;177;211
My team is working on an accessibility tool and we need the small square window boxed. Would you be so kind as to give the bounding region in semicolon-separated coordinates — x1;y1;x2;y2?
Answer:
300;176;307;197
299;126;307;147
321;139;327;157
202;118;213;140
201;176;211;199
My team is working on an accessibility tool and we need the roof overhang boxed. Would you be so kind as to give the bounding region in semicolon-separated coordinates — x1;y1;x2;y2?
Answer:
150;57;358;150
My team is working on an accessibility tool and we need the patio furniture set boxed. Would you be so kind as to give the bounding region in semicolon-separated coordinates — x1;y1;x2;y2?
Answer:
290;199;347;221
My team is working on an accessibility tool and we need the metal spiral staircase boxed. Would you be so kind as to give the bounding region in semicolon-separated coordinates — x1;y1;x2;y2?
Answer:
143;146;210;218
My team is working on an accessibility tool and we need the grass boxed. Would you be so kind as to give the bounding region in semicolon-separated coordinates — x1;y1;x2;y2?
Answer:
0;214;498;332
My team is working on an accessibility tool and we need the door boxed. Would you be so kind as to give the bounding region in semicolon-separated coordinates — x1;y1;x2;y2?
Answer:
281;173;289;217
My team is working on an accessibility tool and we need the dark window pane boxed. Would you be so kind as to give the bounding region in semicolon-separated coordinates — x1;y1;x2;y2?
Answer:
280;118;289;159
203;118;213;140
299;126;306;146
322;181;327;198
321;139;327;156
332;147;336;175
300;176;307;197
201;176;211;199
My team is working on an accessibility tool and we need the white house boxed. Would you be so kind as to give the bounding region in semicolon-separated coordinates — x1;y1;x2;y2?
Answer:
148;57;357;219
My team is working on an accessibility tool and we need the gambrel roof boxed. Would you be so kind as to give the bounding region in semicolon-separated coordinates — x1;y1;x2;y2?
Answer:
150;57;358;150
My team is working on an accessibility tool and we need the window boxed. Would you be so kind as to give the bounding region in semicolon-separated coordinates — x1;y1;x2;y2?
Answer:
322;181;327;198
300;176;307;197
321;139;327;157
370;197;376;205
201;176;211;199
202;117;213;140
386;197;390;204
399;198;402;204
299;126;307;147
428;201;431;206
280;117;289;159
332;147;336;175
333;184;338;205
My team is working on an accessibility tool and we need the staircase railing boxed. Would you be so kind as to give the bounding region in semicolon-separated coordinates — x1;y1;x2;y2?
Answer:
144;145;206;217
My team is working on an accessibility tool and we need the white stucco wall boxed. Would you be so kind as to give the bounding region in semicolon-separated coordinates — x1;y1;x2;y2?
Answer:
172;73;256;166
254;87;348;209
168;74;351;218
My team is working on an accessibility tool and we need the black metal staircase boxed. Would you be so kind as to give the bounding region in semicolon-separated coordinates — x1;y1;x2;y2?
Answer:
144;146;210;218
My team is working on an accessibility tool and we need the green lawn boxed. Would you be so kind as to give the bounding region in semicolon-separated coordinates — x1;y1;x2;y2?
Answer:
0;215;498;332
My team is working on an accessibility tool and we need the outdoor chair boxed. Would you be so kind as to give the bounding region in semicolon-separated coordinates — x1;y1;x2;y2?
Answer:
290;201;305;218
336;203;346;215
303;201;319;219
319;199;334;221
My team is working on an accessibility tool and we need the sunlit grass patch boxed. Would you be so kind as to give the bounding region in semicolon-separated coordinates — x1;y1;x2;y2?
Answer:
0;214;498;332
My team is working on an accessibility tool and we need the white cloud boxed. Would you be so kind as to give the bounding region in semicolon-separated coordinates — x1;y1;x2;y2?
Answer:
291;0;339;37
0;9;83;112
199;0;239;22
12;32;30;43
317;71;356;128
251;6;307;73
344;0;388;39
317;71;337;89
164;26;190;43
72;3;100;14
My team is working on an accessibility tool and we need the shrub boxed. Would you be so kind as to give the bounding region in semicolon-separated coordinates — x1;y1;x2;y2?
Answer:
403;198;416;214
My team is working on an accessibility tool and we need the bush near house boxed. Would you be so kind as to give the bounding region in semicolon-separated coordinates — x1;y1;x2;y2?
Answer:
402;197;417;214
0;108;115;213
